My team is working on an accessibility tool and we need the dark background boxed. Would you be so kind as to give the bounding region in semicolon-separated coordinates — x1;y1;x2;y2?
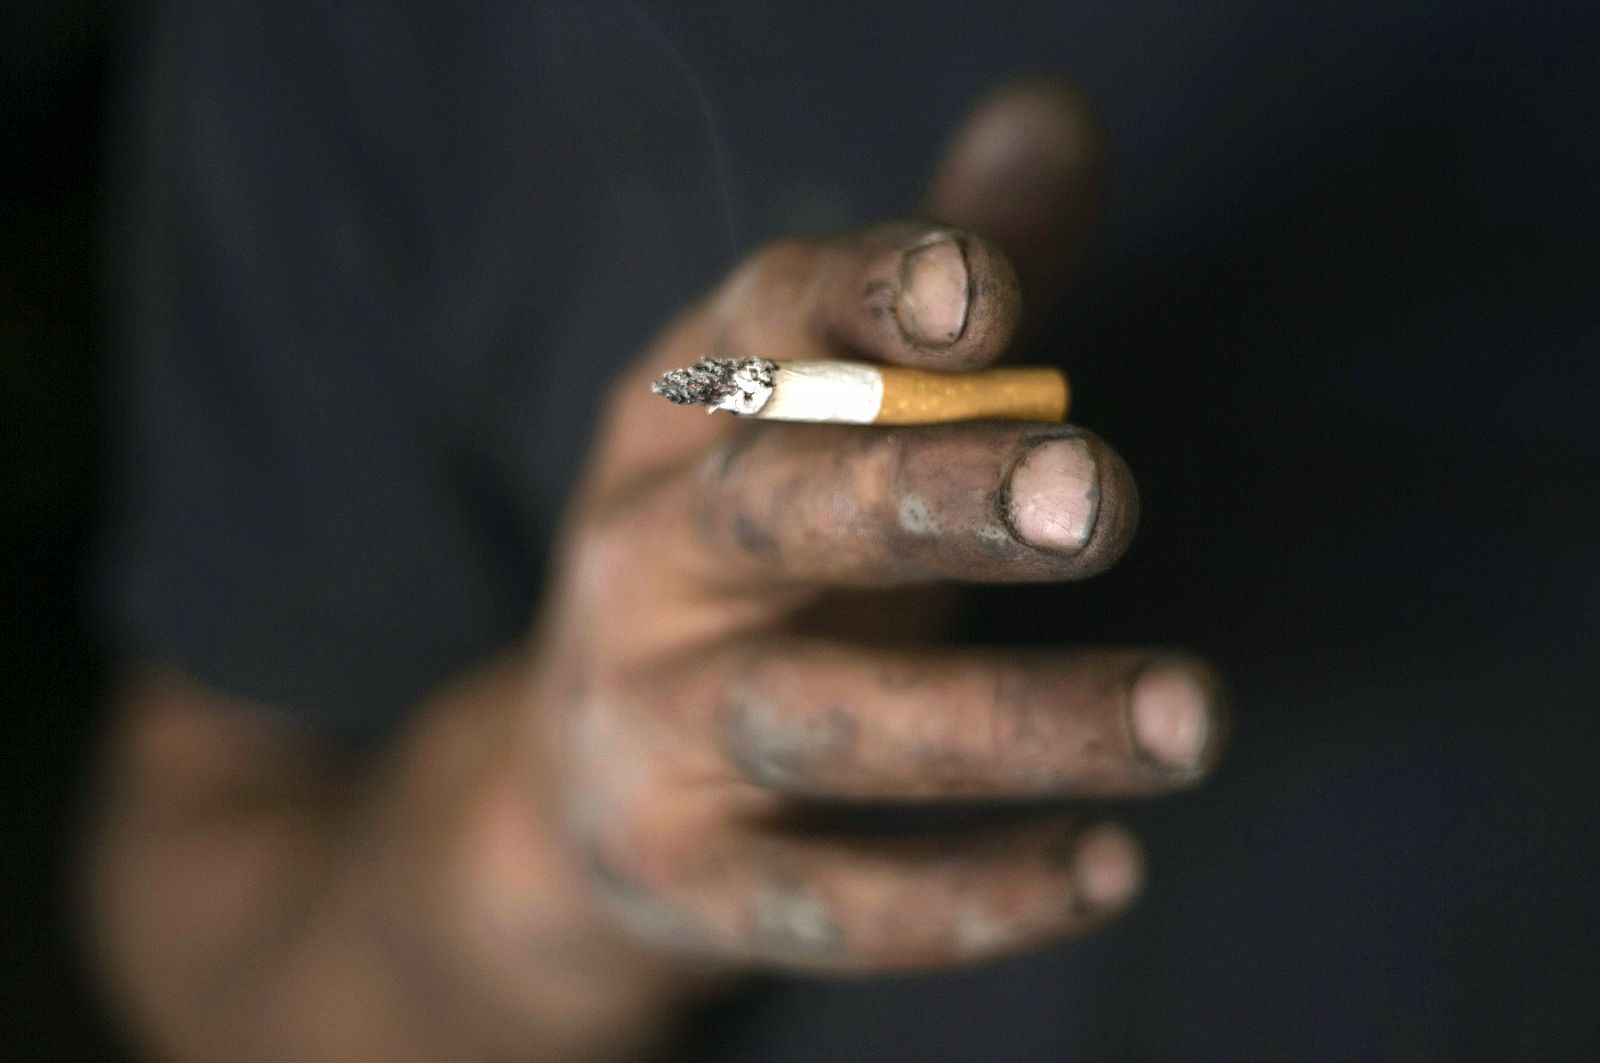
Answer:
3;1;122;1058
4;2;1598;1060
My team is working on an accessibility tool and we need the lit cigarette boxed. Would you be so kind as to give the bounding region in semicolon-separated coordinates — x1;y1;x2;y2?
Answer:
651;357;1068;425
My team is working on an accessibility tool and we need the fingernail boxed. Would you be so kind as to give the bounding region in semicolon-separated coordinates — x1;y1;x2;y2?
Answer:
1129;661;1213;770
1074;826;1142;909
896;237;969;346
1005;437;1098;552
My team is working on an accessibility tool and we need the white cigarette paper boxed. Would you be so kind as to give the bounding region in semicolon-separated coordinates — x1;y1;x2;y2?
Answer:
651;358;1068;425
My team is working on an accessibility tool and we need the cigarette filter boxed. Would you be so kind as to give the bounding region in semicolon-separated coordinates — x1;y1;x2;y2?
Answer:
651;357;1068;425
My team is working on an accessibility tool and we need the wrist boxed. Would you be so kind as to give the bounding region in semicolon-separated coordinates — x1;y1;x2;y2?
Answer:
370;651;711;1060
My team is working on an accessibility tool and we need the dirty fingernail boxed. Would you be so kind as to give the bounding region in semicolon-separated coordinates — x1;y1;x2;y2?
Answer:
896;237;969;346
1074;825;1142;909
1130;662;1213;770
1005;437;1099;552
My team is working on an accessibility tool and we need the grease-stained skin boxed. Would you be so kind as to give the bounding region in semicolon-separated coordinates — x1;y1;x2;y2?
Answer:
531;78;1229;974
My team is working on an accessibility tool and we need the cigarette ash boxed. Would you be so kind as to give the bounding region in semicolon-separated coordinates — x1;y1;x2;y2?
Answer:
652;357;777;416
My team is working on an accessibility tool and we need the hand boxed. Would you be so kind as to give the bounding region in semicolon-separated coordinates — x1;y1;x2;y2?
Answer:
520;78;1228;974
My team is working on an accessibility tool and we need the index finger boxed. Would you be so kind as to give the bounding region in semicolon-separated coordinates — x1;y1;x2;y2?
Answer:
715;221;1023;372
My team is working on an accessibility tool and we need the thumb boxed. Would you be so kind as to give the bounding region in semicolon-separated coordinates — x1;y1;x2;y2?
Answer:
921;76;1107;326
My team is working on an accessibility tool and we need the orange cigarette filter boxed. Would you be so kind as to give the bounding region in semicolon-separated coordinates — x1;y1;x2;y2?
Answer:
874;365;1068;424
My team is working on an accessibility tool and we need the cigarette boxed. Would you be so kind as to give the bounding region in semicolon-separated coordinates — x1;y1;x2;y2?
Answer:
651;357;1069;425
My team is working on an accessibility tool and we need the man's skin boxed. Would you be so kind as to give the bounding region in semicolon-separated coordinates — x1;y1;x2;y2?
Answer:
85;79;1227;1062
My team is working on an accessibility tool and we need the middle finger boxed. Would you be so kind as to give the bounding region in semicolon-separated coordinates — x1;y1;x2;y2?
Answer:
605;420;1138;595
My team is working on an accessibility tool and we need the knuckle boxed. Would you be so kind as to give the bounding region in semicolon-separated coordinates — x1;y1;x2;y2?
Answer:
720;688;857;794
577;778;715;904
721;237;815;305
749;236;816;272
582;835;716;955
849;430;912;523
565;507;642;602
746;877;847;964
